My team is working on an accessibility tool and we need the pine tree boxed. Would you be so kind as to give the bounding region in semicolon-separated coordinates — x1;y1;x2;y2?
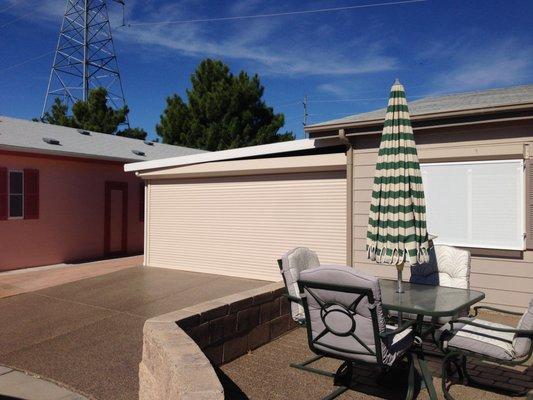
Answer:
156;59;293;151
38;88;147;140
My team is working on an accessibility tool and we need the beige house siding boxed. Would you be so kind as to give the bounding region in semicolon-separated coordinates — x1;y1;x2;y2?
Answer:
145;170;346;282
351;121;533;312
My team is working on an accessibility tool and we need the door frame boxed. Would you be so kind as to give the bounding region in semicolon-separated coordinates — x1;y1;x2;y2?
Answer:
104;181;128;256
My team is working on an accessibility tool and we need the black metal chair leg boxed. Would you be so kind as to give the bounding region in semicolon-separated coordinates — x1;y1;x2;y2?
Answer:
405;353;415;400
441;352;458;400
321;386;349;400
290;354;335;377
414;352;438;400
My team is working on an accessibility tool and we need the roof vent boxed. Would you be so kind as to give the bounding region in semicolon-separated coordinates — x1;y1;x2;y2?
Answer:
78;129;91;136
132;150;146;156
43;137;60;145
143;140;154;146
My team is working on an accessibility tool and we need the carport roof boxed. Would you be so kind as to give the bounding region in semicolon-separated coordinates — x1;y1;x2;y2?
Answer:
124;138;337;173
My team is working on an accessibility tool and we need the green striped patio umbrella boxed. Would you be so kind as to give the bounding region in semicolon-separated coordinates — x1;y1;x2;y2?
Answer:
366;79;430;293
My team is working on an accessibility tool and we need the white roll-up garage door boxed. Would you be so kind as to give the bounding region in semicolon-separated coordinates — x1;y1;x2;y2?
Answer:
145;170;347;281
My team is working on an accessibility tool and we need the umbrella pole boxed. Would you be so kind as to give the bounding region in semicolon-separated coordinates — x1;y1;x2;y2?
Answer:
396;262;405;326
396;262;404;294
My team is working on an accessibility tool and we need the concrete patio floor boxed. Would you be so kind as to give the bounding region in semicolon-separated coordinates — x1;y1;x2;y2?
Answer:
222;319;533;400
0;265;267;400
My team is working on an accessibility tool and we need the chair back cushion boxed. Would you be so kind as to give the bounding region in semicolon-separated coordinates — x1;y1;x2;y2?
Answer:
299;266;401;365
280;247;320;322
410;245;471;289
513;298;533;359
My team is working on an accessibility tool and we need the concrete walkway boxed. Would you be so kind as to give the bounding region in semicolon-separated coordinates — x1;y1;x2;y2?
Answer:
0;266;267;400
0;366;87;400
0;256;142;299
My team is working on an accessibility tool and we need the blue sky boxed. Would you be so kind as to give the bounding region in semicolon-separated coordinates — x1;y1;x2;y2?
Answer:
1;0;532;141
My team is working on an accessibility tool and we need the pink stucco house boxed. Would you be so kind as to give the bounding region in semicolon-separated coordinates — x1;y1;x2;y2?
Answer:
0;116;204;271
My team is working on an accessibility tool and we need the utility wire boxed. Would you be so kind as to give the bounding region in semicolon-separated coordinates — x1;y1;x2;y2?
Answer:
0;50;53;74
0;0;26;14
0;8;34;29
127;0;427;27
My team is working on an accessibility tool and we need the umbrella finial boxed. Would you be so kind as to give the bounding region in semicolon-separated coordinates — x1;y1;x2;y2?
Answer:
394;78;401;85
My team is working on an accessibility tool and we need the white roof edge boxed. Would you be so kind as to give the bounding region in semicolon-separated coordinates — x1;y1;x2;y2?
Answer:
124;139;325;172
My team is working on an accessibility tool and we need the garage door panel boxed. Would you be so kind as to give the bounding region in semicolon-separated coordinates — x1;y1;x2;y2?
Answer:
147;171;347;281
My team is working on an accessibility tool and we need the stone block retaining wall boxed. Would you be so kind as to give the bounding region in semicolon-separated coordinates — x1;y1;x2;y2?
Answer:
139;282;296;400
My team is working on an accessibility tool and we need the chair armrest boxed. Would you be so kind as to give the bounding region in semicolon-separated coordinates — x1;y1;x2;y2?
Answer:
449;318;533;337
283;293;302;305
379;320;416;339
471;305;523;317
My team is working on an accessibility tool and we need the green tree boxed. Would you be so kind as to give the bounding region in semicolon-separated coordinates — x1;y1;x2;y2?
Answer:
156;59;293;151
38;98;76;128
117;127;147;140
38;88;147;140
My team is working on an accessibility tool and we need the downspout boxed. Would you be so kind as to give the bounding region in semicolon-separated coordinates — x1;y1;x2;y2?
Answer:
339;129;354;268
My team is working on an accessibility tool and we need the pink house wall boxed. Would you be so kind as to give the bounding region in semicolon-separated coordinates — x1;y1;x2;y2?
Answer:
0;151;144;271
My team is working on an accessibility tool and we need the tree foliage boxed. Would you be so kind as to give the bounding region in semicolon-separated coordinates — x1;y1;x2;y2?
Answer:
156;59;293;151
39;88;147;140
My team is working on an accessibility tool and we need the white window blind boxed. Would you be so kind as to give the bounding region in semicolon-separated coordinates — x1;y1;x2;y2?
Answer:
421;160;525;250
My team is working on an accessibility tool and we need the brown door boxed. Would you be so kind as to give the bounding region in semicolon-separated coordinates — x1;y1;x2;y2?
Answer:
104;182;128;256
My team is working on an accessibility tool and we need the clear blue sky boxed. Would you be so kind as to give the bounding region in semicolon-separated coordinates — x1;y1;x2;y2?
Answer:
1;0;532;141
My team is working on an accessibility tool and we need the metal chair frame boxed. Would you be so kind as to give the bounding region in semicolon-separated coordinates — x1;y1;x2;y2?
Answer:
298;278;419;400
438;305;533;400
277;259;334;377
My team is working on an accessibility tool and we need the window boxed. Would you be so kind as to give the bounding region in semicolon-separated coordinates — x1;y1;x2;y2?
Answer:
421;160;525;250
9;170;23;218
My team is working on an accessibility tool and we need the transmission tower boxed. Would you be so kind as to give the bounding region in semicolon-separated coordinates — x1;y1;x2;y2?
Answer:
42;0;128;124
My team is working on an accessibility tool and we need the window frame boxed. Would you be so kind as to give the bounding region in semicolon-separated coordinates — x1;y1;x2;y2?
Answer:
420;159;526;251
8;169;24;220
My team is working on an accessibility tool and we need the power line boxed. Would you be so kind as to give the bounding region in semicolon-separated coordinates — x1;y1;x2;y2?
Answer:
0;0;26;14
0;8;34;29
127;0;428;27
0;50;53;74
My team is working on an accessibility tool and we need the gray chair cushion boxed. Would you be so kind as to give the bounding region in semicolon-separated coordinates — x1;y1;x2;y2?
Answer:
280;247;321;323
513;298;533;358
437;318;516;361
299;265;413;366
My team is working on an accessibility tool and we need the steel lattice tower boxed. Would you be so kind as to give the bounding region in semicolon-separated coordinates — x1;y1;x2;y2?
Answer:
42;0;128;122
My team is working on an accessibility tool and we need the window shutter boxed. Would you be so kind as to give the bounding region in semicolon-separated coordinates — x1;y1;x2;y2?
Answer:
24;169;39;220
526;160;533;250
139;182;145;222
0;167;7;220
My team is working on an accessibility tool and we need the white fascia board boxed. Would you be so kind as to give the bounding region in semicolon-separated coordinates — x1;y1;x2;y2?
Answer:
124;138;324;172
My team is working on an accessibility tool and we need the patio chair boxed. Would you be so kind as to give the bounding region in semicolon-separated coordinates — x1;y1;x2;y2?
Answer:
277;247;333;376
389;245;471;330
437;299;533;400
298;265;418;400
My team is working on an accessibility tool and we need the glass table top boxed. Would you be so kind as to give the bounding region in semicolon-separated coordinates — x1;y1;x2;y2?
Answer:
379;279;485;317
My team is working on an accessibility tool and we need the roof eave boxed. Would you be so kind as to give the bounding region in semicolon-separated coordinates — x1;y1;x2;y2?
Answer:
0;144;140;163
304;102;533;133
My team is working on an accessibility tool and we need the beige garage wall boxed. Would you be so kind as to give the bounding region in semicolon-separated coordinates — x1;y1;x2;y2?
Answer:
145;171;347;282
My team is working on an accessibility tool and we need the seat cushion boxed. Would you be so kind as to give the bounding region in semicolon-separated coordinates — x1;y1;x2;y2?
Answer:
299;265;412;366
513;298;533;358
385;324;414;355
280;247;320;322
438;318;516;360
410;245;471;289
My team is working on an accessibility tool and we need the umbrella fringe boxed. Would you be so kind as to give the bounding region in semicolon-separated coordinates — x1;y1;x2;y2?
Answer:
367;244;430;266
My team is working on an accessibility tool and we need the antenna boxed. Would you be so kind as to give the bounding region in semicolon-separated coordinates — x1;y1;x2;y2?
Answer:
42;0;129;126
302;94;309;138
302;95;309;126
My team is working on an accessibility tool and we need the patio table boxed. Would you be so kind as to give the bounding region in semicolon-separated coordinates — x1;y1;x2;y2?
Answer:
379;279;485;399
